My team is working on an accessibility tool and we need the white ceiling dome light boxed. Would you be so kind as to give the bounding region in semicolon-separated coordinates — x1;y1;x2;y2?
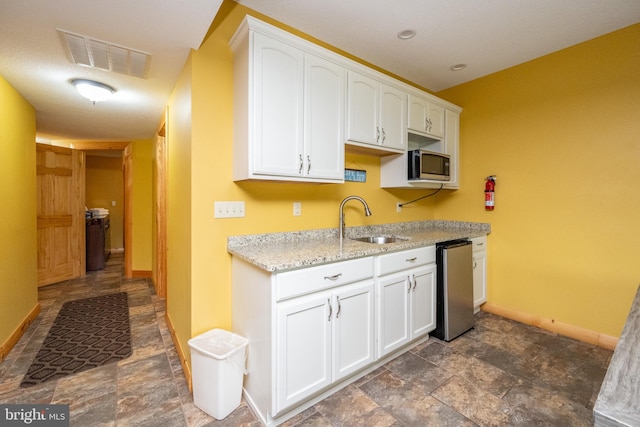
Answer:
397;29;416;40
71;79;116;104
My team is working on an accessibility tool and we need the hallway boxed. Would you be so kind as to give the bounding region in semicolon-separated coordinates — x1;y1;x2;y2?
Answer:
0;253;611;426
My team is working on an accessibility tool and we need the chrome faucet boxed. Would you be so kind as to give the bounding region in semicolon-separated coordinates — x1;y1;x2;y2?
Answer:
339;196;372;248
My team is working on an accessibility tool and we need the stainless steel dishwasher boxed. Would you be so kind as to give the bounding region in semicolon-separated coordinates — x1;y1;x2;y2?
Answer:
431;239;475;341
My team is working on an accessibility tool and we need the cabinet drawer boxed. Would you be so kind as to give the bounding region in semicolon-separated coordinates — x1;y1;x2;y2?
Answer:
376;246;435;276
471;236;487;252
276;257;374;301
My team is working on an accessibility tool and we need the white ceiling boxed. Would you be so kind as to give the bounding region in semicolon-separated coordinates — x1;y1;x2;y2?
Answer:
0;0;223;142
237;0;640;92
1;0;638;143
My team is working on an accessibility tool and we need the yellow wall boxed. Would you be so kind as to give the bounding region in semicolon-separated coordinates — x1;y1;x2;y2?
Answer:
167;53;194;359
435;24;640;337
167;2;439;363
167;5;638;370
0;74;38;345
86;154;124;249
131;139;154;271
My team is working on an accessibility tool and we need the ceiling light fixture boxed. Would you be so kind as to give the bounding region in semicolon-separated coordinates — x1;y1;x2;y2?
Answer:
450;63;467;71
397;29;416;40
71;79;116;104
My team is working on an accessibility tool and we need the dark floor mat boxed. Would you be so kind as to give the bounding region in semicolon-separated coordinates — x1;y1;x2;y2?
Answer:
21;292;132;387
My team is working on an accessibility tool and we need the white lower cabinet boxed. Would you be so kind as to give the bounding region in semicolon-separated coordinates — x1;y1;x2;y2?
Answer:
376;246;437;357
275;279;375;413
471;236;488;312
232;246;438;426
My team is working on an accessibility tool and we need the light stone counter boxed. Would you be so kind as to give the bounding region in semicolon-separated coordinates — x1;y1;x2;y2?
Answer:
594;284;640;427
227;220;490;272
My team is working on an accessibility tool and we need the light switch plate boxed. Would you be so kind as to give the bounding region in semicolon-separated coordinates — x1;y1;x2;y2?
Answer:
215;201;245;218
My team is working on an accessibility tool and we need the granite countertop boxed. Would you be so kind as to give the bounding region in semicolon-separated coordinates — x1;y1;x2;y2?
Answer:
227;220;490;272
594;284;640;427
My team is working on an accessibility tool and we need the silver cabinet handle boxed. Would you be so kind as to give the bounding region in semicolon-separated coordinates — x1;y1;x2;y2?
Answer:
381;128;386;143
411;273;417;291
328;298;332;322
307;155;311;174
407;276;412;293
324;273;342;281
376;127;380;143
406;257;417;262
336;296;341;319
473;258;477;269
476;242;485;246
298;154;303;174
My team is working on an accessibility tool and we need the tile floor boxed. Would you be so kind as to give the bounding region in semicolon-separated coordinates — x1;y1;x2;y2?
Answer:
0;253;612;426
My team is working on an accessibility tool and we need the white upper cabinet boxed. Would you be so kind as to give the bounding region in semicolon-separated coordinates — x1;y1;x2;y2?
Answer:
250;33;304;178
408;94;445;139
347;71;406;152
230;18;344;183
230;16;461;187
304;54;345;180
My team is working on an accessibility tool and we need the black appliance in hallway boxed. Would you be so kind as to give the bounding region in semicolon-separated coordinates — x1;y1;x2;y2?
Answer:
432;239;475;341
86;215;111;271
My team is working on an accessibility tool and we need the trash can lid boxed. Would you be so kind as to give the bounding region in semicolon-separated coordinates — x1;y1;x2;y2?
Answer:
188;329;248;360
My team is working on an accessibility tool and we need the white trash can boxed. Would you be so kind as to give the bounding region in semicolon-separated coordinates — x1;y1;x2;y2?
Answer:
188;329;248;420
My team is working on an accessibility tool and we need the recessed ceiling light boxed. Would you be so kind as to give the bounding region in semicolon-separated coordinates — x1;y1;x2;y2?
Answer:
397;29;416;40
71;79;116;104
450;63;467;71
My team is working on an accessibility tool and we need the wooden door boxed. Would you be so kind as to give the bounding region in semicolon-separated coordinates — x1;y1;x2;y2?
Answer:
36;144;85;286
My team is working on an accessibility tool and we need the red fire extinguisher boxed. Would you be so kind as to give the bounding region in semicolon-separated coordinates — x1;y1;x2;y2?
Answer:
485;176;496;210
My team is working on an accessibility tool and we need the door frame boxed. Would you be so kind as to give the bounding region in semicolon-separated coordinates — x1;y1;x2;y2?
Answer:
155;123;167;298
73;141;131;276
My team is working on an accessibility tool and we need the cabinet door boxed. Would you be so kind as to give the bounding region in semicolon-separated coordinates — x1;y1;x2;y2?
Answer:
304;54;345;180
410;264;437;338
443;109;460;189
252;33;304;177
407;94;429;135
380;84;406;150
473;250;487;310
377;272;410;357
347;71;379;145
407;94;444;139
332;280;375;381
276;292;332;412
427;103;445;138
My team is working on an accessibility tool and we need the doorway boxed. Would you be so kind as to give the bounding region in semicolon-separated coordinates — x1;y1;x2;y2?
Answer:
73;141;132;276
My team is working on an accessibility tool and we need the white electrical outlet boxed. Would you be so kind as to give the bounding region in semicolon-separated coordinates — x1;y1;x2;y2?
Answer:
293;202;301;216
396;202;402;213
215;201;245;218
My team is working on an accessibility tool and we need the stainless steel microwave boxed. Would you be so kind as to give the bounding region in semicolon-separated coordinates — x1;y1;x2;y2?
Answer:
408;149;450;181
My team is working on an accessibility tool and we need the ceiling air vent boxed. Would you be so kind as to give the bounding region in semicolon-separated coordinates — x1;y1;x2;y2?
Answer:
58;29;151;79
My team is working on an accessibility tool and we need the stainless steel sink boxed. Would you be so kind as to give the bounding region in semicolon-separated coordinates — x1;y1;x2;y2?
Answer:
351;236;409;244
